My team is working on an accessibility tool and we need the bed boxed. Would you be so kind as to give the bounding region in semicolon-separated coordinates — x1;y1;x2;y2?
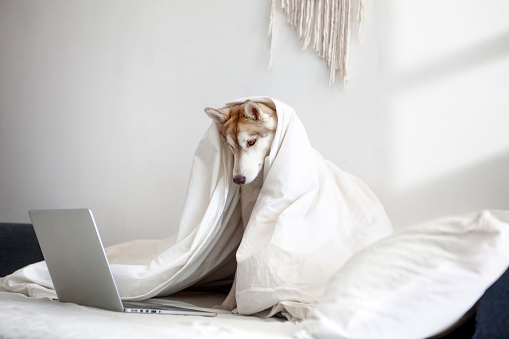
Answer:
1;217;508;339
0;289;302;339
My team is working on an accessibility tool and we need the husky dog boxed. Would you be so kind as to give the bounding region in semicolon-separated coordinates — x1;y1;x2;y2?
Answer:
204;99;278;310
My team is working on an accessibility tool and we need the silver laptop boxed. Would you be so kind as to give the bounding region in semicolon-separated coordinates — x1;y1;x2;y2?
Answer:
29;208;216;316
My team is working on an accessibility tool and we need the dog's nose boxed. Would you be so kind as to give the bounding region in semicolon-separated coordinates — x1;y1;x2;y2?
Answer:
233;175;246;185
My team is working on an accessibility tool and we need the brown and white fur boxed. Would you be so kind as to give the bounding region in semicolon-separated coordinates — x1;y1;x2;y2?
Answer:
204;100;277;311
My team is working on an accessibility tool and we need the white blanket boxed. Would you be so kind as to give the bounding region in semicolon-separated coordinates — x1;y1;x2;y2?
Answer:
1;97;392;320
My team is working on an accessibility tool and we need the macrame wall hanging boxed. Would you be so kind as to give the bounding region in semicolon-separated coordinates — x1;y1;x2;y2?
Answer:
269;0;364;87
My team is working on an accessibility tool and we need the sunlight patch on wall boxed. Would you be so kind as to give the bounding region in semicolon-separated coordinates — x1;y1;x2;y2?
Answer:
391;57;509;191
385;0;509;192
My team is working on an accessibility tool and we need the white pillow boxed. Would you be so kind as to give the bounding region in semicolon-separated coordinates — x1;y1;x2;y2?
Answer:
302;210;509;339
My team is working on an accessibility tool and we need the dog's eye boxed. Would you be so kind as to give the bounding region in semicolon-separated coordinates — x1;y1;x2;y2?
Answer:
247;139;256;147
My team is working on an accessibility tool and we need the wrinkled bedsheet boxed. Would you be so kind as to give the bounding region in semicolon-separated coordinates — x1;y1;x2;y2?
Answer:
0;291;302;339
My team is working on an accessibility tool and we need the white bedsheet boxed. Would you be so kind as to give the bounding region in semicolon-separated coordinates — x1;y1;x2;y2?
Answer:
0;291;302;339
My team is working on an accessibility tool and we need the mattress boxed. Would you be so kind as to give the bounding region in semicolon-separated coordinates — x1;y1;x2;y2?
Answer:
0;290;302;339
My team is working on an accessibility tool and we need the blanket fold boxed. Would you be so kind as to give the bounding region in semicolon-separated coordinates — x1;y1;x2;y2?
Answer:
0;97;392;320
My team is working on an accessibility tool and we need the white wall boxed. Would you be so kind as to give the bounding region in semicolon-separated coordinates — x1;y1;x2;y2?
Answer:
1;0;508;246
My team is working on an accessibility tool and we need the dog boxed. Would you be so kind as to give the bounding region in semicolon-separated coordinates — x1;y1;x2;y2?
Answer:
204;99;278;311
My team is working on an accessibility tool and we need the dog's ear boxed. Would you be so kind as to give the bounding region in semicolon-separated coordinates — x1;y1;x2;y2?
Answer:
244;100;268;122
205;107;230;124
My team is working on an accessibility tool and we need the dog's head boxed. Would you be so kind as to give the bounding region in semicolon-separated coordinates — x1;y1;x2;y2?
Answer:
205;100;277;186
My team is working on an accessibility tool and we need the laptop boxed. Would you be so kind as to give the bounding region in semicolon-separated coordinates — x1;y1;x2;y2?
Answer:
29;208;216;316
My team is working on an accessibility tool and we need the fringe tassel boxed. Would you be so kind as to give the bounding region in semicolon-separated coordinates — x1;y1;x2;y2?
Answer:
269;0;364;87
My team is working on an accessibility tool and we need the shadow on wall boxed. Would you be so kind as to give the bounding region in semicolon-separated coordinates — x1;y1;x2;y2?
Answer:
392;30;509;89
390;151;509;230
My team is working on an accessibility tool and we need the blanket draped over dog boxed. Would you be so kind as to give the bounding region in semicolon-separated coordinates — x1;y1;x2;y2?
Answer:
0;97;392;320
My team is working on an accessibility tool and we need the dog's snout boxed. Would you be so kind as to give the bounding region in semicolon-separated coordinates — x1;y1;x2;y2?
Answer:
233;175;246;185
